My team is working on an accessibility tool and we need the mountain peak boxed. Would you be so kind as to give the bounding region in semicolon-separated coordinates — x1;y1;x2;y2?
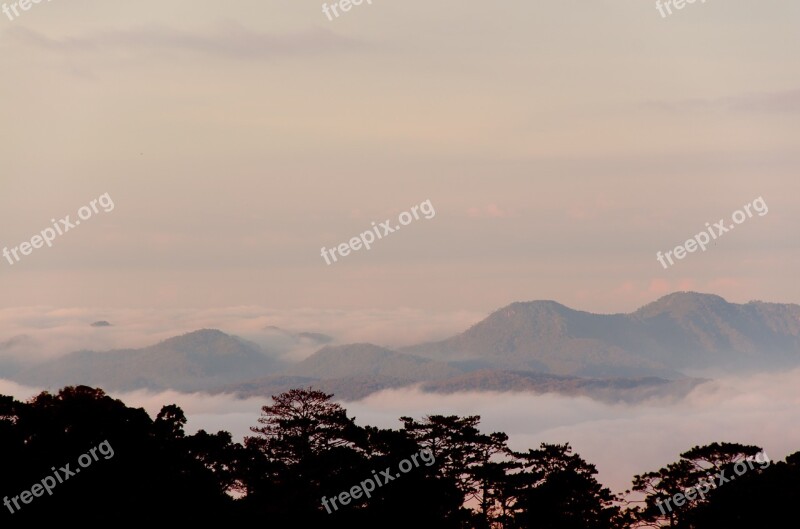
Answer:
507;300;571;311
483;300;575;323
653;291;727;304
15;328;282;392
635;292;730;318
154;329;247;354
163;328;230;341
404;291;800;377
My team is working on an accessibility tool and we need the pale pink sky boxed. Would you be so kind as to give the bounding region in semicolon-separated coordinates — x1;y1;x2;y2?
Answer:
1;0;798;314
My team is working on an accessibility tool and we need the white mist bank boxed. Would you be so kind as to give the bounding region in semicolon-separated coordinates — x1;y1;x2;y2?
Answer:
2;368;800;493
0;306;483;364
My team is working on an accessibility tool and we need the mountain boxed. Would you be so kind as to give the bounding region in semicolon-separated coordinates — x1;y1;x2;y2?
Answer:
10;292;799;401
259;326;336;356
14;329;284;392
223;343;461;401
402;300;672;377
226;366;700;402
402;292;800;376
631;292;800;368
420;370;705;404
285;343;461;380
223;342;700;401
0;334;33;376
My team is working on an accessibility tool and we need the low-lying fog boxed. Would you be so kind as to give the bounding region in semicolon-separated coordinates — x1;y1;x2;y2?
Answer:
2;367;799;493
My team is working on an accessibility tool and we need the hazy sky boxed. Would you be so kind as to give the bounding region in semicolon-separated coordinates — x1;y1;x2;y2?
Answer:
2;0;799;313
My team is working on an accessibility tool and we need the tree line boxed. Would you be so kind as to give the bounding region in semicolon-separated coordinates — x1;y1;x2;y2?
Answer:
0;385;796;527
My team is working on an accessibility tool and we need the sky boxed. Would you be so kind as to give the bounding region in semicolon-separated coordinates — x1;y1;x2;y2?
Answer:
1;0;799;314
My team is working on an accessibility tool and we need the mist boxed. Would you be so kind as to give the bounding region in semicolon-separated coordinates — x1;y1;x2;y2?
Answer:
3;367;799;493
0;305;484;364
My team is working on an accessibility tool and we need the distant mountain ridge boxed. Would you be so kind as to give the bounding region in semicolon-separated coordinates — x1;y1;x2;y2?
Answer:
402;292;800;376
14;329;285;392
5;292;799;400
285;343;461;380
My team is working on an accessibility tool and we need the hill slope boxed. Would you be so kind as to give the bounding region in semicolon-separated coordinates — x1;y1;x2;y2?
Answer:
403;292;800;376
15;329;284;391
286;343;461;380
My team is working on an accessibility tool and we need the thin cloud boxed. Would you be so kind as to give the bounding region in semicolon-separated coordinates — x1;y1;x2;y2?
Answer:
0;306;483;363
647;88;800;114
4;21;364;59
467;203;514;219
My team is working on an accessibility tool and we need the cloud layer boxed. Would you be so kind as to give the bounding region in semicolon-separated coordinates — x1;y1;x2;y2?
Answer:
0;305;484;363
4;367;799;494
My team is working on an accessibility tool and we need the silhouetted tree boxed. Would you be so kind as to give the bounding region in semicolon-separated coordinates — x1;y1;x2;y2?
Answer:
248;388;359;463
630;442;766;528
242;388;366;525
154;403;187;439
401;414;510;527
511;443;623;529
688;450;800;528
5;384;797;529
0;386;237;525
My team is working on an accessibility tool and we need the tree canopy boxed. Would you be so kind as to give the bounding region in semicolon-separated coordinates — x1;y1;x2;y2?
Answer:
0;385;796;528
